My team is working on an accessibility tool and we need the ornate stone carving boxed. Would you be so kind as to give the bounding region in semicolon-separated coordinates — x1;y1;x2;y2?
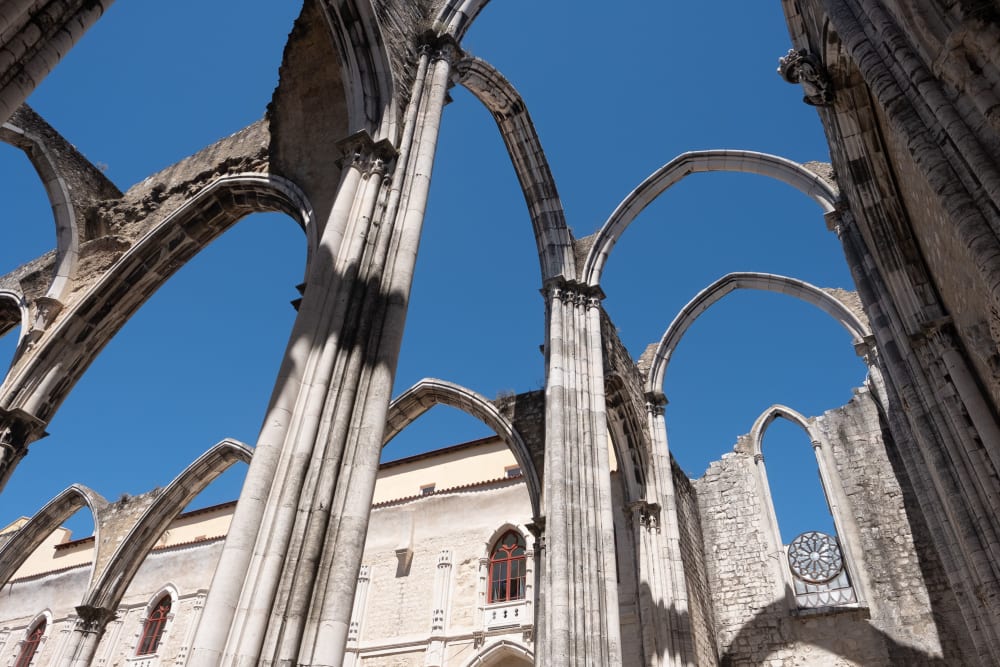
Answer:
627;500;661;531
73;605;116;634
787;531;844;584
778;49;834;106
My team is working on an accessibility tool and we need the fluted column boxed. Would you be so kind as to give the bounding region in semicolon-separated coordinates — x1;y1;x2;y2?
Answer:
832;207;1000;662
58;605;116;667
0;0;115;125
188;40;456;667
540;281;621;666
639;394;695;667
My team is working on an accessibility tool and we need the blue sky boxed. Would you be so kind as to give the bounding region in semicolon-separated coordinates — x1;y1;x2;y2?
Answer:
0;2;863;544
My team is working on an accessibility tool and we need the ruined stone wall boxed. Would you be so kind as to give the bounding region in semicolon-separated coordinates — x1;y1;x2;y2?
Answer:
815;390;974;664
672;460;718;666
692;445;778;663
693;390;959;665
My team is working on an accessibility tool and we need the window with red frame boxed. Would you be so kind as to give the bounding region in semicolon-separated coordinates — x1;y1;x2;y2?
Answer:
488;530;526;603
14;619;45;667
136;595;171;656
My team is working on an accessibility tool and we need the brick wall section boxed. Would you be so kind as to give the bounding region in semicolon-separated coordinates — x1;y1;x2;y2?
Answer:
672;460;718;666
693;389;959;665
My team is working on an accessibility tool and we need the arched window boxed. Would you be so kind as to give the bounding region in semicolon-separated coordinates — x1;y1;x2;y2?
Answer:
136;594;171;656
488;531;526;603
14;619;45;667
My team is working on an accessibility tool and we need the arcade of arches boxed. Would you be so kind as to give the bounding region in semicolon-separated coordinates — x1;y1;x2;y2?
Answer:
1;0;1000;665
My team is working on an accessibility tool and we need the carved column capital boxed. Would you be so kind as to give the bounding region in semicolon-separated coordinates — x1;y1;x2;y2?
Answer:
335;131;398;171
644;390;668;416
0;408;46;491
73;605;116;634
627;500;661;531
542;279;605;308
778;48;834;106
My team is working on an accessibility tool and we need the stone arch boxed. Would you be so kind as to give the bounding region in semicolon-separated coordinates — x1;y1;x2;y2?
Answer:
0;483;107;586
384;378;541;519
314;0;395;136
460;638;534;667
748;404;868;607
749;404;815;459
582;149;839;286
0;173;314;425
454;56;575;282
84;439;252;610
604;374;649;504
645;272;871;395
0;288;29;356
0;120;78;300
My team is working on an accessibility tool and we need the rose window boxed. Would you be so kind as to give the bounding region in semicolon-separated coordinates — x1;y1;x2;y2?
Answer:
787;531;843;583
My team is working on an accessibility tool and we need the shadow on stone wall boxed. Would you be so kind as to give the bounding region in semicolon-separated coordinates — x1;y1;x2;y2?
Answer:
717;598;948;666
875;412;978;664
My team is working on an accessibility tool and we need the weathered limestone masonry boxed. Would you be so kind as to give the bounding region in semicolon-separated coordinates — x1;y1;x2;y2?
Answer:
692;390;968;665
6;0;1000;665
783;1;1000;663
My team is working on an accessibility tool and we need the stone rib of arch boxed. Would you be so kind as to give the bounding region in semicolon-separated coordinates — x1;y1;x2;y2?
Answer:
384;378;541;519
583;149;839;286
749;404;815;459
0;289;28;349
85;438;251;610
645;272;870;395
1;120;77;300
0;483;107;586
436;0;491;39
0;173;314;423
455;56;575;281
461;638;534;667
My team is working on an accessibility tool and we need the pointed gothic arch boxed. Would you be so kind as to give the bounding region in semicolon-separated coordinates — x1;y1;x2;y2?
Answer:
582;149;839;287
460;638;534;667
454;56;575;282
645;272;871;396
0;172;314;426
0;289;29;360
0;483;107;586
748;404;868;609
84;439;251;610
384;378;541;519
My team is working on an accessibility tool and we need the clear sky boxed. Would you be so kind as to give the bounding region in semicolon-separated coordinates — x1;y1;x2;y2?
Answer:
0;2;864;545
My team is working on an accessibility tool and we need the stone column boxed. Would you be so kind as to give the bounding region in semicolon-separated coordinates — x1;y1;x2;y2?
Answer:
540;281;622;666
639;394;695;667
0;0;116;125
58;605;116;667
188;40;456;667
832;207;1000;661
0;407;45;494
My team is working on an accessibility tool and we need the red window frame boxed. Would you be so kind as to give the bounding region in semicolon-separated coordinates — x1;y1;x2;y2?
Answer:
136;595;171;656
488;530;527;603
14;620;45;667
